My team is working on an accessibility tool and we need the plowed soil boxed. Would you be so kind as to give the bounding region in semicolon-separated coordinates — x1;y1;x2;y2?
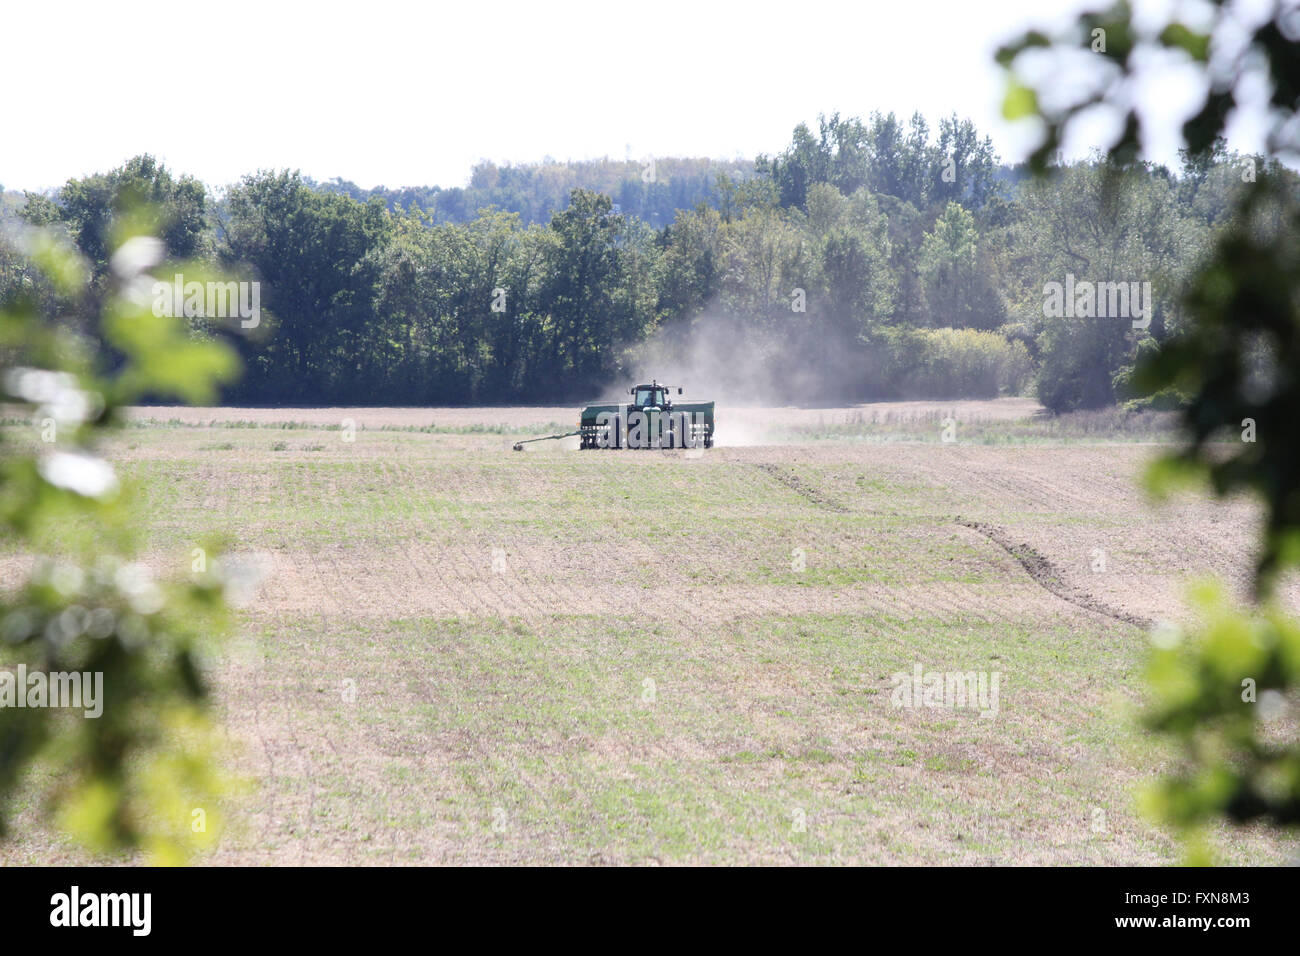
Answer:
2;402;1293;866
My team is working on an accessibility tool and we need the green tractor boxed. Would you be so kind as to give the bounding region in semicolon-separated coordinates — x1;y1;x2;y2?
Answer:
513;380;715;451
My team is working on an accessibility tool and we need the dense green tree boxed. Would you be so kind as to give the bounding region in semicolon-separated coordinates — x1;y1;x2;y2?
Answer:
655;205;722;321
222;170;390;402
28;156;207;277
717;204;806;323
534;189;659;396
918;202;1004;330
932;115;999;209
1010;162;1197;411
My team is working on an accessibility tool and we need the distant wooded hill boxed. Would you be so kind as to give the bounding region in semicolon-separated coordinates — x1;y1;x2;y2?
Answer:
313;156;756;226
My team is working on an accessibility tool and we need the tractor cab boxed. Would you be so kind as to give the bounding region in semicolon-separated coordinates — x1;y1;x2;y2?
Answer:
630;380;681;410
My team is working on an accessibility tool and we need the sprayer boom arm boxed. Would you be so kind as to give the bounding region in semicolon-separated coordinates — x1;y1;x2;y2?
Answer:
511;430;580;451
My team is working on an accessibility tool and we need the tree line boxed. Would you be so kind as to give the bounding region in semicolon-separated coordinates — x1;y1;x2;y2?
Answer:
318;155;754;228
1;114;1287;409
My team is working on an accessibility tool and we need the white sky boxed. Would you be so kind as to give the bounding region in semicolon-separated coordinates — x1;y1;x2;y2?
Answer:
0;0;1263;193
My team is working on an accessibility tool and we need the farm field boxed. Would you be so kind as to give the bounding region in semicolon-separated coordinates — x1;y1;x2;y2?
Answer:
1;400;1294;865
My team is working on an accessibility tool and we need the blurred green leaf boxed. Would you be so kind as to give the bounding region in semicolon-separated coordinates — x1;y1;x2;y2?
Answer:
1001;78;1040;121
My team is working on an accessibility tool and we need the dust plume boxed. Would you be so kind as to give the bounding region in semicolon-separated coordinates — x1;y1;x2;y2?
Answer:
612;307;888;445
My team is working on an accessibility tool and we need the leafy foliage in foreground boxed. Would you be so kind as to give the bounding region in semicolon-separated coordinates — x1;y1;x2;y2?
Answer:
1000;0;1300;858
0;218;241;862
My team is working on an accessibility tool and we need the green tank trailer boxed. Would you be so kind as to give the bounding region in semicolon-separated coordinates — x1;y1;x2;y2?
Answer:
512;380;714;451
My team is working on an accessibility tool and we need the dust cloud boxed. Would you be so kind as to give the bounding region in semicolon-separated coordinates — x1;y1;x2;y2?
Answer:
611;308;888;446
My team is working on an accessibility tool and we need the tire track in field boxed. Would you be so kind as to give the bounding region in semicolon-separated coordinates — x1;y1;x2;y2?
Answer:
749;462;850;513
954;518;1152;630
747;457;1151;629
